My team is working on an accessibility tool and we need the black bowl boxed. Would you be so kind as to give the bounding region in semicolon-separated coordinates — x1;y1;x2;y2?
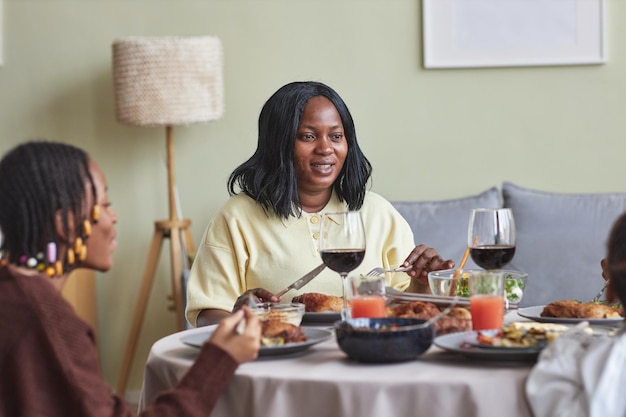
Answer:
334;317;434;363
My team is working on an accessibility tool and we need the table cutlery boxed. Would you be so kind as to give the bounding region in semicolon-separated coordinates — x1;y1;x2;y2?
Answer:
275;263;327;298
453;238;475;279
235;295;257;333
448;244;472;295
235;318;246;335
365;266;412;277
591;281;608;303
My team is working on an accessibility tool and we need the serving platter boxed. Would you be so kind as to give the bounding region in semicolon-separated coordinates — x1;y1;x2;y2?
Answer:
181;327;333;356
385;287;470;307
302;312;341;324
518;305;623;326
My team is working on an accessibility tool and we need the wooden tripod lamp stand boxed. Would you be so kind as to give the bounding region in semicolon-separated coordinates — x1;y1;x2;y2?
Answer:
112;36;224;396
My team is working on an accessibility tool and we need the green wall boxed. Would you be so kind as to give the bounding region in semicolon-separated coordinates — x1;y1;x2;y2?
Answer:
1;0;624;393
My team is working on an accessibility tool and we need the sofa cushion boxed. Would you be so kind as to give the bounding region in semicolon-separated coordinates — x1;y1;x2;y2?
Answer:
392;187;502;270
502;182;626;307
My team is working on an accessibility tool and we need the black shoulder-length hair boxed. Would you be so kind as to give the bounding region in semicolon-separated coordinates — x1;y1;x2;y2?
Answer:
228;81;372;219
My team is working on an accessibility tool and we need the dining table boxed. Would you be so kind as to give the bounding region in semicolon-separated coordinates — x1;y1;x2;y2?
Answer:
138;311;535;417
139;311;534;417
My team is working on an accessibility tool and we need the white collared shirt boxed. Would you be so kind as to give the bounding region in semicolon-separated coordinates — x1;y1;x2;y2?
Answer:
526;322;626;417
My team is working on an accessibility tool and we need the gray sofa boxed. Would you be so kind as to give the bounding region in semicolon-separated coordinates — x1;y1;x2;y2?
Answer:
392;182;626;307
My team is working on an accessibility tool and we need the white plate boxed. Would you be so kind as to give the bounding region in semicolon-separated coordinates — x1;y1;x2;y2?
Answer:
434;331;542;361
181;327;333;356
462;331;546;351
435;324;617;361
302;312;341;324
517;305;623;326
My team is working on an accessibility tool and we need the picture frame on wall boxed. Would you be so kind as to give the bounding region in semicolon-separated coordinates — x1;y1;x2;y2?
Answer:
422;0;605;69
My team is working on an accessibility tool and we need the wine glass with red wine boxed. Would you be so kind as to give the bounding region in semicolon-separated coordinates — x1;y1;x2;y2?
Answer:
319;211;366;319
468;208;516;270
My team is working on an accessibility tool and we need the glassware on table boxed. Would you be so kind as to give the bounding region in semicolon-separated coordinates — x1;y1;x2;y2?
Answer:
347;274;386;319
503;270;528;311
428;268;528;313
428;269;469;297
468;208;516;270
319;211;366;320
467;270;505;331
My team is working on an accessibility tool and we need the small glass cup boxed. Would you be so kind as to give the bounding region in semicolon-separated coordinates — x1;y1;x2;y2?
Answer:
347;274;386;319
467;270;505;331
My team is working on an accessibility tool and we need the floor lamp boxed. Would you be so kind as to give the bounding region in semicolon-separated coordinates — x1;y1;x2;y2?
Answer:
112;36;224;396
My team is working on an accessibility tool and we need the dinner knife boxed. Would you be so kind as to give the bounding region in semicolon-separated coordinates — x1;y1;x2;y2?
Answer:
275;263;327;298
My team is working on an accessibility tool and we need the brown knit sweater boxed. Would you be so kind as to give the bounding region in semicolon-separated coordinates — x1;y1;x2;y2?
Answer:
0;267;238;417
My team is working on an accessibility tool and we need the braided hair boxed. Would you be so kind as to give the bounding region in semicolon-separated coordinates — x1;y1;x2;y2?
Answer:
228;81;372;219
0;141;96;272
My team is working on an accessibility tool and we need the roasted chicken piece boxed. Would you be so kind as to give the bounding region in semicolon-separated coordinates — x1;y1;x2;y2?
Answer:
444;307;472;320
386;301;441;318
386;301;472;335
292;292;343;313
432;316;472;335
261;320;307;346
541;300;623;319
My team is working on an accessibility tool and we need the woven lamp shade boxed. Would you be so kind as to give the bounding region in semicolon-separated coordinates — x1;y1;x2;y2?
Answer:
112;36;224;127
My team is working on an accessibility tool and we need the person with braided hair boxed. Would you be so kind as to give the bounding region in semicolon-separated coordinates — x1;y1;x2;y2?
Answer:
0;141;261;417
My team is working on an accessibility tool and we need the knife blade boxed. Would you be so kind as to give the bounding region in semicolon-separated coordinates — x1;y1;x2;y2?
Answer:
275;263;327;298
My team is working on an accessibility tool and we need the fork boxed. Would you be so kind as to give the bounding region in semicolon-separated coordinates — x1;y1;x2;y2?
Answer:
365;266;412;277
591;281;609;303
235;318;247;335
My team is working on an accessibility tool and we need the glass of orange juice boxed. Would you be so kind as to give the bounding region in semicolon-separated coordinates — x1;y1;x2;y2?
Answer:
347;275;386;319
468;271;505;331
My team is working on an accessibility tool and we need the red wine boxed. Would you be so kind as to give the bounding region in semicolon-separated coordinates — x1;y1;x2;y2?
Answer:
470;245;516;269
321;249;365;273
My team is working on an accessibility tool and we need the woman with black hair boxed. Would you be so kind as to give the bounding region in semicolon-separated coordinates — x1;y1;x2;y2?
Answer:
0;141;261;417
186;81;455;327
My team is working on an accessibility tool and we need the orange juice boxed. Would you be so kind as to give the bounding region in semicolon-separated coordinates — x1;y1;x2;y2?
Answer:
351;296;386;318
470;295;504;330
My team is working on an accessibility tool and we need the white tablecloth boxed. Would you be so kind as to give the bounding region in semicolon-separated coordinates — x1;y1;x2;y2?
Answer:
139;313;533;417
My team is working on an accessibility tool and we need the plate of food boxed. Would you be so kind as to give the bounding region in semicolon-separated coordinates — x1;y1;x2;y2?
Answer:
385;300;473;335
292;293;343;323
181;325;333;356
518;300;624;326
462;322;567;351
302;312;341;324
434;321;615;361
434;330;542;361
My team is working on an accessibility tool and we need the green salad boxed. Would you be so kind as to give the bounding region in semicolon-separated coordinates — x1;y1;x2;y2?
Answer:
504;275;526;302
453;273;525;302
453;274;470;297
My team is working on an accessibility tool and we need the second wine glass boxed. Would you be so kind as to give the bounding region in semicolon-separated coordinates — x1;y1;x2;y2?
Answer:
319;211;366;319
468;208;516;270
